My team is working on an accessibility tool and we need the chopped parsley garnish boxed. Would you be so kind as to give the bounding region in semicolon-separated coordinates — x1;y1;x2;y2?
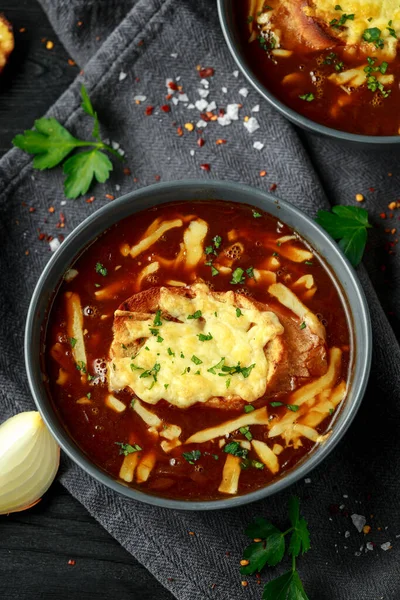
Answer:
362;27;384;48
198;332;213;341
240;496;311;599
156;335;164;343
182;449;201;464
153;310;162;327
164;383;169;390
330;13;354;28
130;363;144;371
387;22;397;38
323;51;337;65
270;401;284;408
187;310;202;320
244;405;255;413
335;61;344;71
299;93;314;102
115;442;142;456
226;378;231;389
139;362;160;382
287;404;300;412
363;57;391;98
180;351;185;359
121;343;127;350
224;441;248;458
329;408;334;415
305;260;313;265
76;361;86;373
95;262;108;277
231;267;245;285
247;15;254;23
191;355;203;365
252;210;262;218
246;266;255;279
211;265;219;277
239;426;253;441
207;357;225;374
219;362;255;379
299;322;306;330
149;327;159;336
316;205;372;267
236;308;243;317
213;235;222;248
86;392;91;399
130;398;136;408
205;245;217;255
167;347;175;356
94;283;101;288
69;337;77;348
334;4;342;9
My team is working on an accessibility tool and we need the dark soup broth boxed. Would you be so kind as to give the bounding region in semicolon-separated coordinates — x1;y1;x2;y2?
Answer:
44;200;351;501
235;1;400;135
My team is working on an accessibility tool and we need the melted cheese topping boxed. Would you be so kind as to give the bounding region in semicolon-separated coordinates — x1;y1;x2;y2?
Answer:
108;283;284;408
305;0;400;52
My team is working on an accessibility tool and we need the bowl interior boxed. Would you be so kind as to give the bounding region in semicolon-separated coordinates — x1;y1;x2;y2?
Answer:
217;0;400;145
25;180;372;510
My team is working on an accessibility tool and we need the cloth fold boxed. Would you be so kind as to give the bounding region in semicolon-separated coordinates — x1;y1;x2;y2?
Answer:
1;1;400;598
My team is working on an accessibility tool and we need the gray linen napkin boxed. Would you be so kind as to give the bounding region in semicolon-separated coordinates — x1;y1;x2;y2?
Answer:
1;1;400;598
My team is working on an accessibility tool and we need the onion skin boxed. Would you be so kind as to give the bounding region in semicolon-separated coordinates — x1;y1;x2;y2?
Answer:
0;412;60;515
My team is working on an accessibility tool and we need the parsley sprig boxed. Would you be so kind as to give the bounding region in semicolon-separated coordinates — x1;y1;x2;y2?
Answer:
241;497;311;600
315;205;371;267
12;85;122;199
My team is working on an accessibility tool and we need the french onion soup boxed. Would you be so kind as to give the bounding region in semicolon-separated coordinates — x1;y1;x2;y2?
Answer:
236;0;400;135
44;201;351;500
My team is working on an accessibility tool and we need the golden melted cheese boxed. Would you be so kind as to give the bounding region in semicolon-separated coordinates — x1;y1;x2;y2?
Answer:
306;0;400;52
108;283;284;408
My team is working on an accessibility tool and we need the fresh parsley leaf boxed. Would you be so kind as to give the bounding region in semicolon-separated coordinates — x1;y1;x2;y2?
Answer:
207;357;225;374
12;118;81;169
315;205;371;266
167;347;175;356
262;569;309;600
362;26;384;48
187;310;202;320
242;535;285;575
198;332;213;341
288;497;311;557
69;337;77;348
115;442;142;456
182;449;201;464
139;362;160;382
191;355;203;365
80;84;100;140
63;149;113;199
230;268;245;285
95;262;108;276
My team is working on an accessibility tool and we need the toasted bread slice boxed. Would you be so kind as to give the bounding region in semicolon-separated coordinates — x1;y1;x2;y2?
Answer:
107;282;327;409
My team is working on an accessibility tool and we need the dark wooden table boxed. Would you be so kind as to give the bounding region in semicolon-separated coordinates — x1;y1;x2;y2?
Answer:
0;3;172;598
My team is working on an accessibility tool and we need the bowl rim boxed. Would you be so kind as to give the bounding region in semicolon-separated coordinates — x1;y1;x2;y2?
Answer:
217;0;400;144
25;179;372;510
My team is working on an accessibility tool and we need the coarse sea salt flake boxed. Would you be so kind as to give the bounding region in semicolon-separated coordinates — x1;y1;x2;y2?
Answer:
195;99;208;112
172;97;179;106
49;238;61;252
304;478;311;484
366;542;374;551
381;542;391;551
117;148;125;156
60;200;67;206
351;514;366;533
345;531;350;538
239;87;249;97
119;72;127;81
187;103;195;109
222;87;228;93
206;101;216;112
233;70;239;77
252;105;260;112
115;184;121;191
218;114;232;126
176;76;181;81
253;141;264;150
166;78;173;87
244;117;260;133
134;95;147;102
178;93;189;102
190;149;195;156
226;104;239;120
198;88;209;99
200;79;209;87
196;119;208;129
111;141;120;150
170;53;178;58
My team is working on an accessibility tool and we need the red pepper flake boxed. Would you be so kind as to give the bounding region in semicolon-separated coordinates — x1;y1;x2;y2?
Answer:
259;170;267;177
380;213;387;219
197;137;205;147
165;93;173;100
123;167;131;176
38;233;46;241
86;196;95;203
25;250;30;256
77;21;83;27
211;584;217;590
199;67;215;78
216;139;227;145
218;108;225;117
176;126;184;137
48;206;55;214
270;183;277;192
154;175;161;182
168;81;178;90
29;207;36;213
133;177;139;183
200;112;211;122
161;104;171;113
200;163;210;171
56;212;66;229
67;58;76;66
167;577;174;582
19;27;26;33
145;106;154;116
369;187;375;193
137;40;144;46
105;194;115;200
67;559;76;566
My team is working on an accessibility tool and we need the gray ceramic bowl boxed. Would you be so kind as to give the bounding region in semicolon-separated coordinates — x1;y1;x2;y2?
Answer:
217;0;400;145
25;180;371;510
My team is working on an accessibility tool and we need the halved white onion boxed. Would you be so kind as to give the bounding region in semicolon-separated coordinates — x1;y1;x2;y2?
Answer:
0;412;60;515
